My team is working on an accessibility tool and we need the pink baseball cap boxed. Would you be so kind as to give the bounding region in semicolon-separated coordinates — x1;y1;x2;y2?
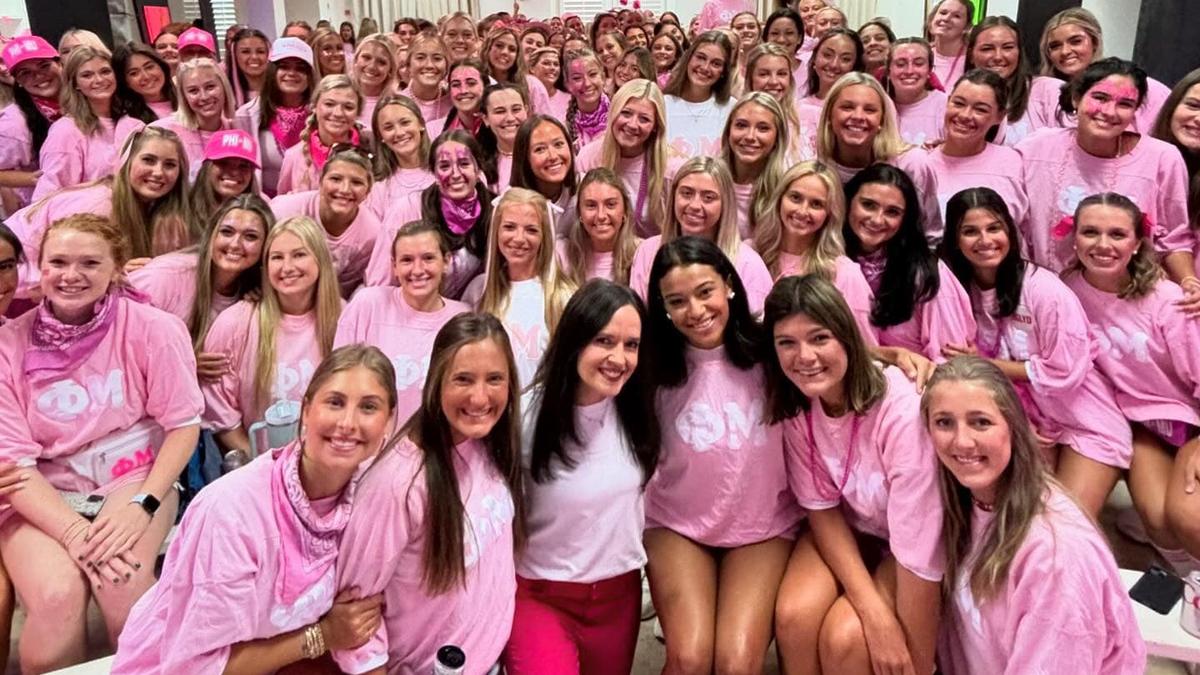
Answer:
2;36;57;71
268;36;313;67
204;129;260;168
178;27;217;55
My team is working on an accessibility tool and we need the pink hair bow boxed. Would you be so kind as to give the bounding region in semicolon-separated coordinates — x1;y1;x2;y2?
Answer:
1051;215;1075;240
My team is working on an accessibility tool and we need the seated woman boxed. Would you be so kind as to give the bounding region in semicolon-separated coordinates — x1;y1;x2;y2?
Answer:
113;345;393;673
333;312;525;674
0;214;202;672
765;274;943;675
188;128;260;231
335;221;470;423
924;356;1146;673
201;216;342;461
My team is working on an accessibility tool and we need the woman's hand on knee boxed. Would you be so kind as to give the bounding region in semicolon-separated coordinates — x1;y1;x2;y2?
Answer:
82;501;153;566
860;605;916;675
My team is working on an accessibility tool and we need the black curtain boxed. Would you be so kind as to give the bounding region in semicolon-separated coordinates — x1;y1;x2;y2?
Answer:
24;0;114;49
1016;0;1081;68
1134;0;1199;87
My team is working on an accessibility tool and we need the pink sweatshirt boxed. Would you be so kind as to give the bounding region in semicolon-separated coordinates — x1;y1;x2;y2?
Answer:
113;447;350;674
630;235;774;315
1026;74;1173;137
0;297;202;493
127;250;238;324
861;258;977;361
939;488;1146;675
776;252;877;346
646;346;803;547
1016;127;1193;273
397;87;453;126
928;143;1029;234
896;90;948;147
783;366;944;581
461;276;551;388
149;115;231;183
33;115;146;201
364;167;434;221
270;190;382;297
994;76;1061;147
0;104;38;207
7;182;113;297
334;437;516;675
519;393;646;582
972;267;1132;468
575;140;683;238
333;287;469;423
201;300;326;434
832;147;944;244
1064;274;1200;428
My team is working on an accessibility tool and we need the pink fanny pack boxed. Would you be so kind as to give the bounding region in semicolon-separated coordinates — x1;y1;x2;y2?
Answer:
46;419;164;491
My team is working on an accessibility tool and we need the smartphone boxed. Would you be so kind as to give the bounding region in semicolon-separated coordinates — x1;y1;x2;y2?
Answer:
1129;565;1184;615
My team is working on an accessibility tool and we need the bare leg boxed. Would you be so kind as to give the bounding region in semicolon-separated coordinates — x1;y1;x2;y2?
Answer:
775;531;839;675
1128;425;1184;550
712;536;792;675
1164;437;1200;559
817;557;899;675
645;528;718;675
1056;447;1122;519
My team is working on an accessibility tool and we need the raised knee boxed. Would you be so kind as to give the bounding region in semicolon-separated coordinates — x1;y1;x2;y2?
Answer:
666;641;714;675
714;643;764;675
1165;498;1200;550
775;589;829;638
819;610;866;665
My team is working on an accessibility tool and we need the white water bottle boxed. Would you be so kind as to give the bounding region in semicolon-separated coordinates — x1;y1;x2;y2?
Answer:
432;645;465;674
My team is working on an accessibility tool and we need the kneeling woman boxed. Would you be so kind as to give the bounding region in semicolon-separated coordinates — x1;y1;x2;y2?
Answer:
766;274;943;675
113;345;393;673
643;237;802;673
925;356;1145;673
0;214;202;672
333;312;525;674
504;280;659;674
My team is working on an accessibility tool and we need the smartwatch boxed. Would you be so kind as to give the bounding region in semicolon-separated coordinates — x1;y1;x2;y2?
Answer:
131;493;160;517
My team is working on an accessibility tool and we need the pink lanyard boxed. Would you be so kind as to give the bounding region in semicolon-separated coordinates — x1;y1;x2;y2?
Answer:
805;408;861;501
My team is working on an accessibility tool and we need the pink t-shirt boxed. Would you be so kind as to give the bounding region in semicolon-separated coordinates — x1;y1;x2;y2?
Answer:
1016;127;1193;273
972;267;1132;468
928;143;1029;234
333;436;516;675
518;394;646;582
333;287;469;423
0;297;202;493
862;258;977;361
696;0;753;30
646;346;803;547
940;488;1146;675
732;181;755;240
0;104;38;207
932;49;967;92
364;166;435;221
34;115;146;200
575;140;682;238
492;152;513;193
777;252;877;346
358;94;379;130
995;76;1061;147
112;448;347;674
630;235;774;315
554;238;616;283
149;115;231;183
1064;274;1200;428
147;100;175;120
6;182;113;297
201;300;326;433
127;250;238;324
896;90;948;147
546;89;570;121
831;147;944;244
270;190;382;297
397;87;453;126
783;366;944;581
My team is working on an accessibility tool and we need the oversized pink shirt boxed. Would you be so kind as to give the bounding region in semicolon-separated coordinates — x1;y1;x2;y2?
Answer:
147;100;175;119
972;267;1132;468
831;147;944;244
0;104;39;207
928;143;1029;235
1016;127;1193;272
732;181;755;240
546;89;570;121
233;97;292;196
783;366;944;581
630;235;774;315
7;182;113;297
646;347;803;547
776;252;877;345
932;49;967;91
112;449;348;674
940;488;1145;675
995;76;1061;147
0;298;202;492
519;394;646;582
364;166;435;221
127;251;237;324
862;258;977;361
274;140;315;195
397;86;453;126
33;115;145;201
554;238;616;283
333;287;469;423
201;301;326;433
150;115;232;183
334;437;516;675
575;140;683;238
896;90;948;147
270;190;382;297
492;152;513;192
1064;275;1200;428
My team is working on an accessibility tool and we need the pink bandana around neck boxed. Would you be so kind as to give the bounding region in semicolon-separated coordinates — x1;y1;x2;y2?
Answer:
270;440;356;606
441;190;482;235
308;126;361;174
269;104;309;152
25;286;146;380
573;94;610;140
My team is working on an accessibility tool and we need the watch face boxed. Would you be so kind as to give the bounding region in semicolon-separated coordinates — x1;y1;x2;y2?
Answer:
135;494;161;515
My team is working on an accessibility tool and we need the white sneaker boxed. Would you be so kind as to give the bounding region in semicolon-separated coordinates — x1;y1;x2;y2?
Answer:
1116;507;1152;545
640;568;656;621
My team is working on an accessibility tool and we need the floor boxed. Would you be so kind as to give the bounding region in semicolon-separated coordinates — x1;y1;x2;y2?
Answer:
5;482;1194;674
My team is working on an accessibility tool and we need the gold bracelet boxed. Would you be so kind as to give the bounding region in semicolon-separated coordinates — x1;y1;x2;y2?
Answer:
1182;276;1200;288
301;624;318;659
312;621;326;656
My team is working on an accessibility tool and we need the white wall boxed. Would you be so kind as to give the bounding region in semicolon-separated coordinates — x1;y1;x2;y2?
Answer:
1081;0;1139;59
0;0;28;37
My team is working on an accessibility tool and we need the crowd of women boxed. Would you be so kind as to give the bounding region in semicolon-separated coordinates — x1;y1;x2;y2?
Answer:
1;0;1198;672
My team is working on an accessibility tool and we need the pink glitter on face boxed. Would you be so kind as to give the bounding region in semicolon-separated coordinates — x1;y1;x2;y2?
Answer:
434;143;476;192
1082;77;1139;121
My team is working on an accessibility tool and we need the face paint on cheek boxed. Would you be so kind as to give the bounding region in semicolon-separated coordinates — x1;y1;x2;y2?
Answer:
1087;82;1140;117
435;148;473;188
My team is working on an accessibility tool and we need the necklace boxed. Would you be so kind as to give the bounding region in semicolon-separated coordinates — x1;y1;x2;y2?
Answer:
805;408;861;500
972;496;995;512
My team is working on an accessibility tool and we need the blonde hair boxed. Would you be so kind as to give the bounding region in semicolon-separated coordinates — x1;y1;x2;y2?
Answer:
744;43;801;141
480;27;526;85
351;34;398;94
816;72;910;163
60;47;115;135
59;30;110;57
301;75;364;169
175;58;236;128
479;188;575;334
310;27;346;80
565;167;639;286
755;160;846;280
720;92;789;237
664;156;741;260
598;79;669;232
1038;8;1103;78
113;127;194;259
254;216;342;410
